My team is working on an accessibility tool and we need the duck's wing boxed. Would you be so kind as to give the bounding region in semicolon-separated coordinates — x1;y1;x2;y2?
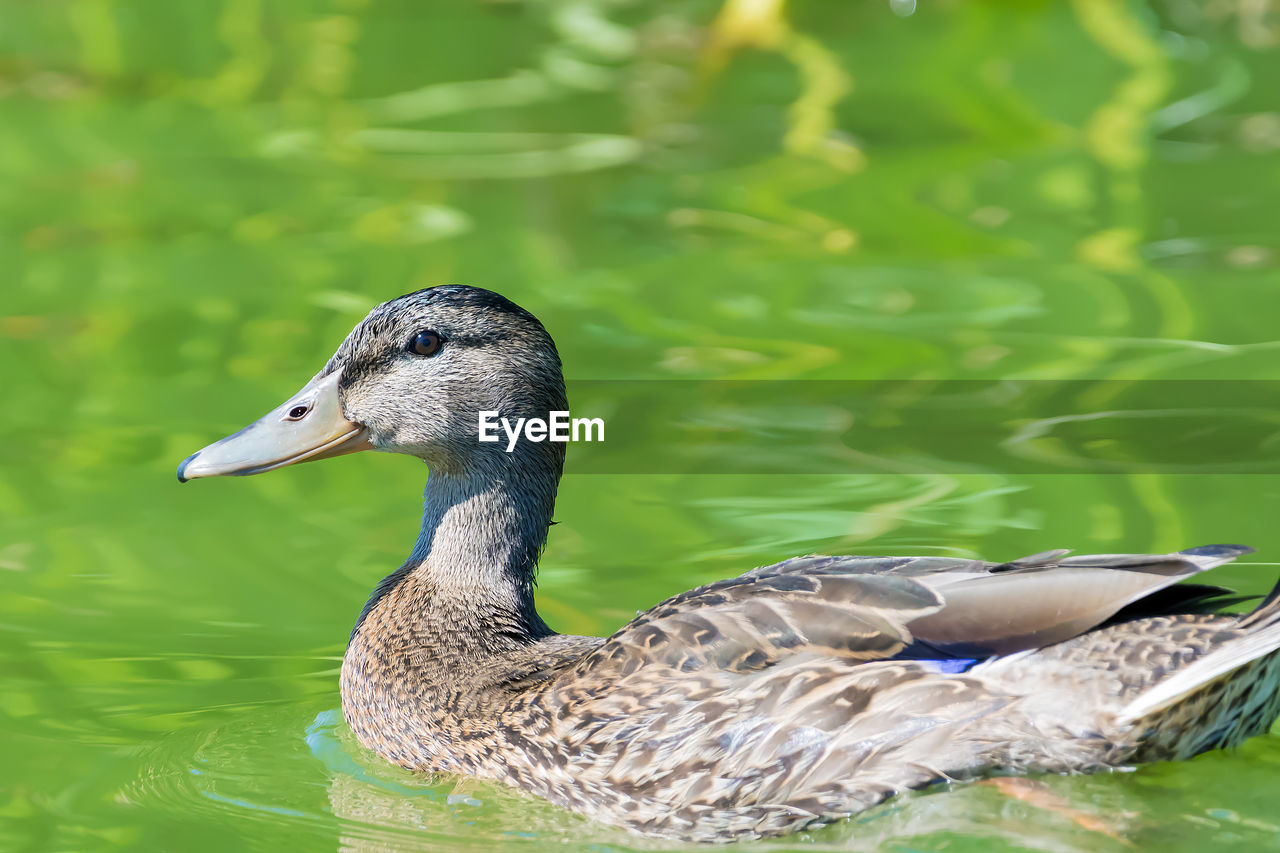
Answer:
572;544;1253;679
883;544;1253;657
572;559;944;680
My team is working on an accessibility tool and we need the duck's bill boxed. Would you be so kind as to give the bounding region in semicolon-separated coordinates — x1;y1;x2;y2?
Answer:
177;372;372;482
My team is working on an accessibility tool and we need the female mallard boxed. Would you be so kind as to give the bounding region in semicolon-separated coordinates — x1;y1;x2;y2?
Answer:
178;286;1280;842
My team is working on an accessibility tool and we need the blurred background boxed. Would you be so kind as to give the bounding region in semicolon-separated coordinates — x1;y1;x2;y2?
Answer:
4;1;1280;850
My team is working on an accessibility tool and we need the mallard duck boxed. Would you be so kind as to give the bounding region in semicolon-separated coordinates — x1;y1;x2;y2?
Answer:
178;285;1280;842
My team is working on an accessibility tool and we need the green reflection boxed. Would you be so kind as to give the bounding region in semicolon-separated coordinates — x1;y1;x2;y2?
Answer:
3;0;1280;851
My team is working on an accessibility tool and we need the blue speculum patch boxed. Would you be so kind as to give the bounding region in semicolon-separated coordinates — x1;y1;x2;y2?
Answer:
920;658;980;674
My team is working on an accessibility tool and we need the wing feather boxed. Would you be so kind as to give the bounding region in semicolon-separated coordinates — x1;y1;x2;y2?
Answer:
574;545;1255;679
577;560;943;679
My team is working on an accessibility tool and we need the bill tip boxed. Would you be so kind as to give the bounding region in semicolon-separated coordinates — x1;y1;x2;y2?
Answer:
176;452;197;483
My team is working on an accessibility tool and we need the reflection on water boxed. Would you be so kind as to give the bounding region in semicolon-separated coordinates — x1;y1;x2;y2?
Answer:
4;0;1280;850
113;702;1280;853
564;380;1280;474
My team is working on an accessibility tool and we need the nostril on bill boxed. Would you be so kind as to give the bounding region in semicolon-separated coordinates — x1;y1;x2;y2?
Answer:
286;404;311;420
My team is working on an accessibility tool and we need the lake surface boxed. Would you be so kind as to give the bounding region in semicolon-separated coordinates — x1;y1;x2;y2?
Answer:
4;1;1280;850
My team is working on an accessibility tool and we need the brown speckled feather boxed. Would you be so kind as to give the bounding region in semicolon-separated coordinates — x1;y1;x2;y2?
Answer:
343;543;1280;840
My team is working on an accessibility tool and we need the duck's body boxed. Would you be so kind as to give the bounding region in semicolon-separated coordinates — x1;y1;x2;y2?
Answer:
180;286;1280;842
343;542;1280;841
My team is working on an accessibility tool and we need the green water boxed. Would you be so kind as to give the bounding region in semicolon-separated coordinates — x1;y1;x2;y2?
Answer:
4;0;1280;849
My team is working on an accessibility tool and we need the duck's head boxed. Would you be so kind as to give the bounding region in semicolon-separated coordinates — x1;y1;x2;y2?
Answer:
177;286;567;482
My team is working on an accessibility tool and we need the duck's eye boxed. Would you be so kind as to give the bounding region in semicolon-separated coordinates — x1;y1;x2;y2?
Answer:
408;330;443;357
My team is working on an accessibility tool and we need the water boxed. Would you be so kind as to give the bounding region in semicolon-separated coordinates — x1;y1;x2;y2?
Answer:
3;0;1280;849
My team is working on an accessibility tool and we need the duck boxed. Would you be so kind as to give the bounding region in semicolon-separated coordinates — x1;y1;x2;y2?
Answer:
178;285;1280;842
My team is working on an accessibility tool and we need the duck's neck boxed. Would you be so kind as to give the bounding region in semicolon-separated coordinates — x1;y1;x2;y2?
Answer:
354;449;561;655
